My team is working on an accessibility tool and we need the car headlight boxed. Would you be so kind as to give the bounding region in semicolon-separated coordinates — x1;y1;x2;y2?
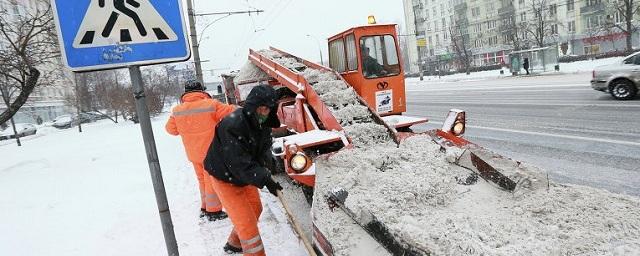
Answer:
290;153;308;173
452;122;465;136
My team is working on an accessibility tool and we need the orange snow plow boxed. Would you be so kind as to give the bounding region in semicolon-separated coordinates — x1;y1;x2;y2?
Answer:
221;23;550;255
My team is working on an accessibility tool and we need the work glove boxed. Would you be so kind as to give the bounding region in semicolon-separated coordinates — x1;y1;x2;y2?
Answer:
264;177;283;197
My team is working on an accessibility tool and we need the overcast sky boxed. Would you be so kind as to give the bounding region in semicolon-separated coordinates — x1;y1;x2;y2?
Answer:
191;0;406;82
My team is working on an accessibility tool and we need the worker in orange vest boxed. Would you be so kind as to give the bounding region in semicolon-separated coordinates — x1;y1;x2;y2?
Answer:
166;80;235;221
204;85;283;255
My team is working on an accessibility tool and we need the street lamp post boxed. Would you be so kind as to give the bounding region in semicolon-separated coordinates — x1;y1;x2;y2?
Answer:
306;34;324;66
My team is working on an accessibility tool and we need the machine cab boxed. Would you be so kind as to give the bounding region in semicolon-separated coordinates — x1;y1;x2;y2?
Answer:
328;23;405;116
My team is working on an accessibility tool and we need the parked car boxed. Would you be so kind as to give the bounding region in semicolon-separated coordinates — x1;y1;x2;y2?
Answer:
591;52;640;100
0;123;37;140
52;113;96;129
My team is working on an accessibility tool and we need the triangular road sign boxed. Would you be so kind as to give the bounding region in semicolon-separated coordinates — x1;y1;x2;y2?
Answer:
73;0;178;48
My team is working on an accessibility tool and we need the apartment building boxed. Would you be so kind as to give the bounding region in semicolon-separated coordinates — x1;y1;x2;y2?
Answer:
403;0;640;73
0;0;73;124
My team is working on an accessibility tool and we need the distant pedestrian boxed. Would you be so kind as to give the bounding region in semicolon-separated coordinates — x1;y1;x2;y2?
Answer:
165;80;235;221
36;116;43;125
523;58;530;75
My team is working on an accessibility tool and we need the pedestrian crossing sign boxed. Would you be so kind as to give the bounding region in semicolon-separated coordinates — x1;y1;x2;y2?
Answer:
52;0;191;71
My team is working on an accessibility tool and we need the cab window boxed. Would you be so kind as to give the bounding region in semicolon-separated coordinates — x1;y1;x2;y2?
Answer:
345;34;358;71
360;35;400;79
329;39;346;72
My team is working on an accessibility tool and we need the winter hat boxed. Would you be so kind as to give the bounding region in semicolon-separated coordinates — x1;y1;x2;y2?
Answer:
185;80;206;92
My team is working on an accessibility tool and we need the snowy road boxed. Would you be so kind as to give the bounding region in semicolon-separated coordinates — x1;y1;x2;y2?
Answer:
405;73;640;196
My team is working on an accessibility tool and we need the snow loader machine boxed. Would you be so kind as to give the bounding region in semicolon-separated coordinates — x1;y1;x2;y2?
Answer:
222;22;534;255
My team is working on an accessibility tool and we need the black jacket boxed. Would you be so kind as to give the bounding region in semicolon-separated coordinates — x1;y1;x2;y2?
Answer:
204;85;280;187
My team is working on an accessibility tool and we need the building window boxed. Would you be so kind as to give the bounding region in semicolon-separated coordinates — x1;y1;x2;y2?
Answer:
613;11;623;24
551;24;558;35
549;4;557;16
435;34;440;46
584;44;600;55
520;13;526;22
568;20;576;32
474;23;482;33
567;0;574;11
472;7;480;17
475;39;483;48
586;0;602;6
586;15;603;29
519;0;524;4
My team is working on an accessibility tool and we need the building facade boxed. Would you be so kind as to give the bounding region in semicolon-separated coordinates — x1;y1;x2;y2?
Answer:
403;0;640;74
0;0;74;124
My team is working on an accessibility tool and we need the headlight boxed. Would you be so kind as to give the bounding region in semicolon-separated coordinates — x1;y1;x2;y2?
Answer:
290;153;308;172
452;122;465;135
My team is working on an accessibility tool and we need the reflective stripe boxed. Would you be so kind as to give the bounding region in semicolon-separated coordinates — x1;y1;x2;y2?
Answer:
243;244;264;254
205;194;219;199
240;235;261;245
172;107;216;117
206;201;221;207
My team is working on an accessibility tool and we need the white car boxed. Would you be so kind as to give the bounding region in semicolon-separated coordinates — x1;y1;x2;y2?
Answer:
0;123;37;140
591;52;640;100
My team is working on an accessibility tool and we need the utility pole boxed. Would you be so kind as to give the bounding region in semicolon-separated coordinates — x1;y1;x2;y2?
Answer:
74;73;83;133
185;0;204;84
184;0;263;83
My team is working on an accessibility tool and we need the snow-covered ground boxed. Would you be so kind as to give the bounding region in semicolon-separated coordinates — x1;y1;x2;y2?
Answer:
409;56;624;84
0;117;307;255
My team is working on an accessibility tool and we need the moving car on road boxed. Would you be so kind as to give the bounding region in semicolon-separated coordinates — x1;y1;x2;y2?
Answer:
591;52;640;100
0;123;37;140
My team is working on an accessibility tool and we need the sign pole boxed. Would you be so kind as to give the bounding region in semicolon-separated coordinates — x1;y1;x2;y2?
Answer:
128;66;179;256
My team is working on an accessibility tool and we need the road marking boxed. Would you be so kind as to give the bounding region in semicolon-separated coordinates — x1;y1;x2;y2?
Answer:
406;83;587;92
427;121;640;147
413;88;592;95
409;101;640;108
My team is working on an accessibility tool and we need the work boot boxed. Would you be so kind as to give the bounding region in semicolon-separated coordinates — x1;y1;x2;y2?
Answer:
206;210;228;221
223;242;243;254
199;208;206;219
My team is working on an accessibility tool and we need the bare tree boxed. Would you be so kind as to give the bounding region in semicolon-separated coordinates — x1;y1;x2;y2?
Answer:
607;0;639;52
0;0;59;126
449;23;472;74
523;0;556;48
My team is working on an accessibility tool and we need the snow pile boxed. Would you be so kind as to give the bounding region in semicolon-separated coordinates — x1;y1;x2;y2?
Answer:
256;49;389;147
234;61;270;85
314;134;640;255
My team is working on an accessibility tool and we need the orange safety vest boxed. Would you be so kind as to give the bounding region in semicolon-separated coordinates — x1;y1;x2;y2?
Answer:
165;91;235;163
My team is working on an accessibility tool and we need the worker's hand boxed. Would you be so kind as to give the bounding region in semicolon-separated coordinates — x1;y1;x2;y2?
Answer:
264;177;283;196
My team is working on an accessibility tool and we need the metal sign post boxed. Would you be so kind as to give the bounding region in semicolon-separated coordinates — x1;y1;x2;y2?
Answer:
129;66;179;256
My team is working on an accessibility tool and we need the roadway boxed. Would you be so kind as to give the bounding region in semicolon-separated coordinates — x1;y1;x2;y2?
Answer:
405;73;640;196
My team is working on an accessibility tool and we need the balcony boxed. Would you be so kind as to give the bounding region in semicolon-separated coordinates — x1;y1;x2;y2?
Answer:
454;2;467;12
580;3;605;14
498;5;515;15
